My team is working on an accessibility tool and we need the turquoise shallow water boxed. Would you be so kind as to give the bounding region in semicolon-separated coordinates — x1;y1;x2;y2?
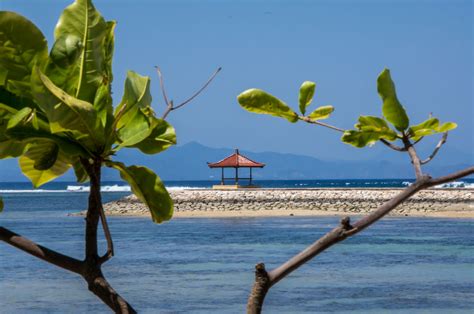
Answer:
0;192;473;313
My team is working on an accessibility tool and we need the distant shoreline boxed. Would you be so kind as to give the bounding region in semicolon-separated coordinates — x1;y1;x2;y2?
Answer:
98;188;474;219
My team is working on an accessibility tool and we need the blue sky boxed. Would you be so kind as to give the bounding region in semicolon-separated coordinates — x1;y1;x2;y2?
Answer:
1;0;472;164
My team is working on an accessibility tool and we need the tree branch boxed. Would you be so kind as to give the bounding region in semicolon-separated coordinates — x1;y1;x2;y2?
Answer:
403;137;423;179
420;132;448;165
156;66;222;120
299;116;345;133
98;205;114;264
0;227;83;274
246;165;474;313
380;139;406;152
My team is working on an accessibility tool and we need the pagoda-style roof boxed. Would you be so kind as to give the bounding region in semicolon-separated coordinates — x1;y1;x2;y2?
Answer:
208;149;265;168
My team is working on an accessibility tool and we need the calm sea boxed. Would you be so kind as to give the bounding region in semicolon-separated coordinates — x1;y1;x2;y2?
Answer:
0;180;473;313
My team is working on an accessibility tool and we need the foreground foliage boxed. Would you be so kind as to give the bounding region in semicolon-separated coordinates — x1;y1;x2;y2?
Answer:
238;70;473;313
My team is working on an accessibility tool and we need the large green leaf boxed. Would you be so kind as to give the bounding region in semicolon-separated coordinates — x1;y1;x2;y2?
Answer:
341;130;386;148
0;11;48;98
355;116;398;140
106;161;173;223
73;160;89;183
53;0;109;103
377;69;409;131
408;118;457;141
298;81;316;115
31;68;105;149
342;116;399;147
131;118;177;154
237;89;298;123
308;105;334;121
114;71;154;148
19;142;71;188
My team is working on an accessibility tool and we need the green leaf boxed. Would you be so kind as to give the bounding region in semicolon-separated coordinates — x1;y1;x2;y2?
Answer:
32;68;105;148
106;161;173;223
53;0;109;103
341;130;384;148
73;160;89;183
114;71;154;148
408;118;457;140
342;116;399;147
0;11;48;98
437;122;457;133
355;116;398;140
308;105;334;121
298;81;316;115
19;142;71;188
131;118;177;154
377;69;409;131
237;88;298;123
34;142;59;171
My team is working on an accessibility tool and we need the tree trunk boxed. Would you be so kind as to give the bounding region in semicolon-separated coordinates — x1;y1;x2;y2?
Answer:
82;159;137;313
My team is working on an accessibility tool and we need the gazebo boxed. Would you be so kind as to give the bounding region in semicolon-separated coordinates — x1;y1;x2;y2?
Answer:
207;149;265;189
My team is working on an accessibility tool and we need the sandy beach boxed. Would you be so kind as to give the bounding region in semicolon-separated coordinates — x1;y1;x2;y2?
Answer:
101;188;474;219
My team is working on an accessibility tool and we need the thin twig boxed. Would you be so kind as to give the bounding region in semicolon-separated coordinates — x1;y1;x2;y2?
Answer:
299;116;345;133
98;206;114;264
380;139;406;152
156;66;222;120
421;132;448;165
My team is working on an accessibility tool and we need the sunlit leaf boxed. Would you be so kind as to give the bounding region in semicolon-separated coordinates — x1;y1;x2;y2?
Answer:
308;105;334;121
408;118;457;140
106;161;173;223
237;88;298;123
19;142;71;188
377;69;409;131
298;81;316;115
32;68;105;149
114;71;154;148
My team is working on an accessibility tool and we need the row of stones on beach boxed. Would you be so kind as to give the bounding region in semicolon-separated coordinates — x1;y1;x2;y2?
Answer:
103;189;473;216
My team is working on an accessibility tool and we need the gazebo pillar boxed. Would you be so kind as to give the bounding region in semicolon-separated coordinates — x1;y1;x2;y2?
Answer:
235;167;239;184
221;168;224;185
250;168;253;185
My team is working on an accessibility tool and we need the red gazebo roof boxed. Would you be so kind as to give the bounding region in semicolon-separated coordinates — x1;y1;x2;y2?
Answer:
208;149;265;168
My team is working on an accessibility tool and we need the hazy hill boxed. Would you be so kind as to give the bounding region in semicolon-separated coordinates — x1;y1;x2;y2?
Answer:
0;141;471;182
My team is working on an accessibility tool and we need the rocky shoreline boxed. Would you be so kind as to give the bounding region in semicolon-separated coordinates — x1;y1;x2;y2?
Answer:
99;188;474;218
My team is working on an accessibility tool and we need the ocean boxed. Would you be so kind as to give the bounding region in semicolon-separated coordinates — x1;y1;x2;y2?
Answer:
0;180;473;313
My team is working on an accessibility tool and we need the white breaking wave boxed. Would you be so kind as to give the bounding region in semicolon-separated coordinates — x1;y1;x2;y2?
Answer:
0;185;204;193
66;185;132;192
434;181;474;189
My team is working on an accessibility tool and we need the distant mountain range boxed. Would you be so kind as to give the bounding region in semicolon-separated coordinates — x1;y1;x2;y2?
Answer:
0;141;471;182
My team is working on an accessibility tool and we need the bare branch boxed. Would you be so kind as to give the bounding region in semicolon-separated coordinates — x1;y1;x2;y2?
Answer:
402;136;423;179
380;139;406;152
0;227;83;274
173;67;222;110
427;166;474;186
98;206;114;264
157;66;222;120
247;165;474;312
299;116;345;133
421;132;448;165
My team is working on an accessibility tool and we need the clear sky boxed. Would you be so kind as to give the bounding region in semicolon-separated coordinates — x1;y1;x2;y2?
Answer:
1;0;472;164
